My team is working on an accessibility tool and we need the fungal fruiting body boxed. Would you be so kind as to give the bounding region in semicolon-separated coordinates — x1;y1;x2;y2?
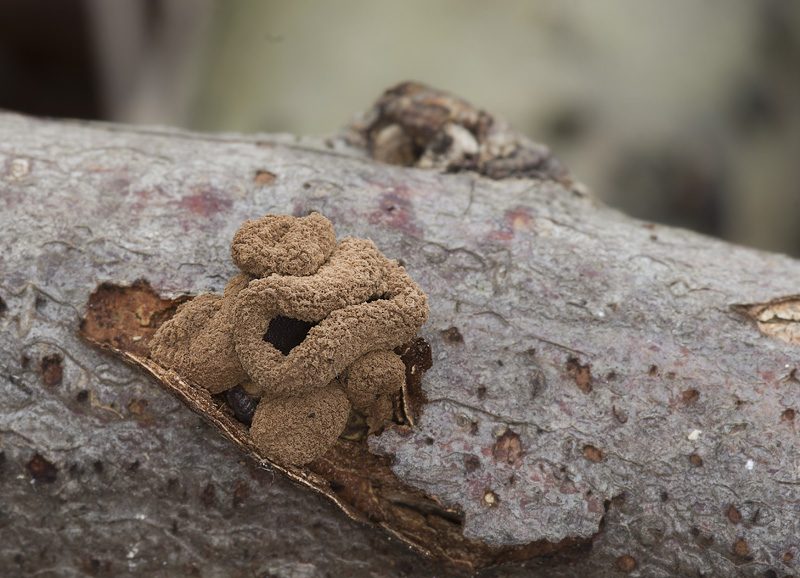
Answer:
149;212;429;466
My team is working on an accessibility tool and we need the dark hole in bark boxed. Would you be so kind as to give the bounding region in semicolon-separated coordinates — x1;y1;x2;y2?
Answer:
263;315;317;355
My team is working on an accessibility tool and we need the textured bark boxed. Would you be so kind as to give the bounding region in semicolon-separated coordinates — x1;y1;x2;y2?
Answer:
1;89;800;578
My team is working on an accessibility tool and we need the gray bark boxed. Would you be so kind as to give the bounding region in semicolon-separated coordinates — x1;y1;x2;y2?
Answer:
1;106;799;578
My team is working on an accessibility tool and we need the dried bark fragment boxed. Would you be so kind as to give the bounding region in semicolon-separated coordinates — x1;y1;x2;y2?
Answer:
733;295;800;345
40;354;63;387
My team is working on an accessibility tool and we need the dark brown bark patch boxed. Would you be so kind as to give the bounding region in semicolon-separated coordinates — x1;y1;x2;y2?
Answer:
200;483;215;508
41;354;63;387
615;555;638;572
395;337;432;425
567;357;593;393
232;481;249;508
441;326;464;344
26;453;58;483
583;445;604;463
732;537;751;560
79;279;189;358
464;455;481;474
254;170;276;185
727;504;742;524
681;389;700;403
492;428;523;466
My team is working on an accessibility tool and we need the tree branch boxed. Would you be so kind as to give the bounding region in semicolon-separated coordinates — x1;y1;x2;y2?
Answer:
1;84;799;577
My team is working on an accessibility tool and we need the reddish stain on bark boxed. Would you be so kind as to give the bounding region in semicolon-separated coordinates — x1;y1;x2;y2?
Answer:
176;189;232;217
727;504;742;524
367;187;421;236
488;206;536;241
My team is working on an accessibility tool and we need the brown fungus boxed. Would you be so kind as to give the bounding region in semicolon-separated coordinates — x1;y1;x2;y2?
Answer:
150;275;252;393
234;248;427;398
149;293;224;384
230;212;336;277
340;349;406;409
149;212;429;466
187;274;252;393
251;385;351;466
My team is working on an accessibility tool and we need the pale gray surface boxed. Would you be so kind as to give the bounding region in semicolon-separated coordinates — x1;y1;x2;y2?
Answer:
1;112;800;577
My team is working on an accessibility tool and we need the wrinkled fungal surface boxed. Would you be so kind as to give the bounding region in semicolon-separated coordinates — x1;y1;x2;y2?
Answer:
150;213;429;465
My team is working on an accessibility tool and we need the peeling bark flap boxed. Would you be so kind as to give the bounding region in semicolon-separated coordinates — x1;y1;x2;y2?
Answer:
80;281;587;574
733;295;800;345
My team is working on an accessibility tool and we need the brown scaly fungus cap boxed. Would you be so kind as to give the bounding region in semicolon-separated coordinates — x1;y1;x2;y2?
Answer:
233;245;426;398
150;273;252;394
340;350;406;409
250;385;351;466
149;212;429;466
149;293;223;385
230;212;337;277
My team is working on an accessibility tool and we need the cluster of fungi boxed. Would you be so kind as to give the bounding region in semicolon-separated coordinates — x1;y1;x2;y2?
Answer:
150;213;429;466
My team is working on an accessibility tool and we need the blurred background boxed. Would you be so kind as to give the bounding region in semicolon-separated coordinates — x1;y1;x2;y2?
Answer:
1;0;799;256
